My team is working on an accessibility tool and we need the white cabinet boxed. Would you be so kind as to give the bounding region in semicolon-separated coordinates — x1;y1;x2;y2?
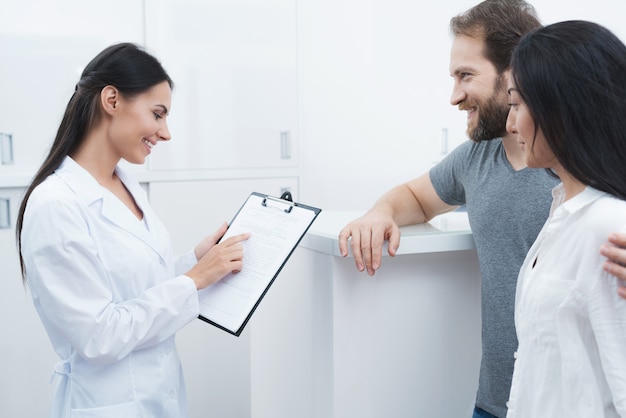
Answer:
0;188;57;415
0;0;145;175
0;0;299;180
144;0;298;171
245;211;481;418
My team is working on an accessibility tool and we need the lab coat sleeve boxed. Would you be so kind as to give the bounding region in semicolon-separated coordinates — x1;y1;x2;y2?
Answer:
175;249;198;276
22;193;200;366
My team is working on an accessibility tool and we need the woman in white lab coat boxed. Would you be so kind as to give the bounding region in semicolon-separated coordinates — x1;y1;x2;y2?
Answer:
15;43;250;418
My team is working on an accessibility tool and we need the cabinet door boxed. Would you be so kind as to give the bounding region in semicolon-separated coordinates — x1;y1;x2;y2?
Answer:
144;0;298;171
0;0;145;175
0;188;57;416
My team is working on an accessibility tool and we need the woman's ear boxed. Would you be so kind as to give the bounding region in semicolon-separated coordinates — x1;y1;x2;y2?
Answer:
100;85;119;115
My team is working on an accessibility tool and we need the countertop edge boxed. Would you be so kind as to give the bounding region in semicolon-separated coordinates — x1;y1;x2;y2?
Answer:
299;211;475;257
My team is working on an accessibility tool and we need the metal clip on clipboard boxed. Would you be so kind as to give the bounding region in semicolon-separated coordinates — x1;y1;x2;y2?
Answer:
262;191;295;213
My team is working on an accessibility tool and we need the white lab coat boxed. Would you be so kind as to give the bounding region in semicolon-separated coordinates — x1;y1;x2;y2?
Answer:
21;156;200;418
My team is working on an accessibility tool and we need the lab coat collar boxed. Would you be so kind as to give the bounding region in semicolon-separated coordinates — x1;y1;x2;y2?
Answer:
55;156;168;261
56;156;105;205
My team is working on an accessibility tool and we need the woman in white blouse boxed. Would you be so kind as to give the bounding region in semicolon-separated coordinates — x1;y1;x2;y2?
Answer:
15;43;249;417
504;20;626;417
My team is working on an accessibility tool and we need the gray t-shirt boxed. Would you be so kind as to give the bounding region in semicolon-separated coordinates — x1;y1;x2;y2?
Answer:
429;139;558;418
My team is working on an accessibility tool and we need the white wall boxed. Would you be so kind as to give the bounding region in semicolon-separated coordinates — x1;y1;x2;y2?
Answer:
298;0;626;212
298;0;472;211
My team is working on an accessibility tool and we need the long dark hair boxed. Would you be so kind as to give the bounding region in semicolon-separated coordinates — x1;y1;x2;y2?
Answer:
511;20;626;200
16;42;173;280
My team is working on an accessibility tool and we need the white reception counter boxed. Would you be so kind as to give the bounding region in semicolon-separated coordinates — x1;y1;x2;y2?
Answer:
249;211;482;418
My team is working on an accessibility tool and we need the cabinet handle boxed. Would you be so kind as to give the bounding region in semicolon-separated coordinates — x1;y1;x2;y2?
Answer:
1;132;14;165
280;130;291;160
0;197;9;229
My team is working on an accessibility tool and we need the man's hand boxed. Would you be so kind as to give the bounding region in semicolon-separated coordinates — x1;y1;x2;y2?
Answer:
601;232;626;299
338;211;400;276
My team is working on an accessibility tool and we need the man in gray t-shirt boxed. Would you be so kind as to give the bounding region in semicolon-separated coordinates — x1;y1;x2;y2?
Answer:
430;138;558;417
338;2;549;417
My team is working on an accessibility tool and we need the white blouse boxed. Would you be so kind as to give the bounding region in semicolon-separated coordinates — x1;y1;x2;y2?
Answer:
507;185;626;418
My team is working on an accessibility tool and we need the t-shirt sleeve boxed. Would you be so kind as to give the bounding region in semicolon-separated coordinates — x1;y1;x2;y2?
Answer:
429;140;473;206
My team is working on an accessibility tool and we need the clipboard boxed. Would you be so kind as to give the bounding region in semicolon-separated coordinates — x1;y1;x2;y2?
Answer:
197;191;321;336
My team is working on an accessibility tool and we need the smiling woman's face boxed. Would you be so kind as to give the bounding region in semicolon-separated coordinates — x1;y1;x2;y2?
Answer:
108;81;172;165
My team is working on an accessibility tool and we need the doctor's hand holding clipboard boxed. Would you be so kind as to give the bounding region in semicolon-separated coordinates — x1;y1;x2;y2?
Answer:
196;191;321;336
186;221;250;290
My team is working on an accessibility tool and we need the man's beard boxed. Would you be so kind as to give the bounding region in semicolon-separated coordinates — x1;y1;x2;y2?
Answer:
467;77;509;142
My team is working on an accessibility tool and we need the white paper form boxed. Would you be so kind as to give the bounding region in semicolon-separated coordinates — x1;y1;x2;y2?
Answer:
197;193;320;336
